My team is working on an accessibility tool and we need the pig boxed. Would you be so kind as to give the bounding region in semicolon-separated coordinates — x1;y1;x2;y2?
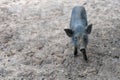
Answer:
64;6;92;61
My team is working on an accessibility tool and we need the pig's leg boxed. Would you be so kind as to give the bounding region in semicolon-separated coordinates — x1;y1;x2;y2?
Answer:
80;49;88;61
74;47;77;56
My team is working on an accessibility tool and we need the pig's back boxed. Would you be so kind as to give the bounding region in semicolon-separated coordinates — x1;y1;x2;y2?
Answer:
70;6;88;30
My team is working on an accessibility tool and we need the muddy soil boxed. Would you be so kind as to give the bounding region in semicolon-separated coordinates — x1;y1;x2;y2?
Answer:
0;0;120;80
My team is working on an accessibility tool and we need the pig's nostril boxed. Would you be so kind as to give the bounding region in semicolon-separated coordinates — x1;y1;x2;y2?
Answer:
80;49;85;52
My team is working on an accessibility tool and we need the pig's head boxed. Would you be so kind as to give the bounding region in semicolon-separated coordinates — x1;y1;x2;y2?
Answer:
64;24;92;51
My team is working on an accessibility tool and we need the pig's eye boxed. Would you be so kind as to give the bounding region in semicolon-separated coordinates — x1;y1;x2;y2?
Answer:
74;37;77;41
78;36;81;39
84;36;87;42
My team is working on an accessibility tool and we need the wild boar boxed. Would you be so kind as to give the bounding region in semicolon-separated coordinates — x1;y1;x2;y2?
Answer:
64;6;92;61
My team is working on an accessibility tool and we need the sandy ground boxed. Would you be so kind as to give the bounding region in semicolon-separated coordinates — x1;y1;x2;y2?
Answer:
0;0;120;80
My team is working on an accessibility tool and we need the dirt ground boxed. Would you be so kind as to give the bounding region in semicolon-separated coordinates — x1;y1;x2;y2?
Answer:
0;0;120;80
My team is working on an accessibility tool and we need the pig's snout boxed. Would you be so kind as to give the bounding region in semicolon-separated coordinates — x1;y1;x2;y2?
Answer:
80;48;88;61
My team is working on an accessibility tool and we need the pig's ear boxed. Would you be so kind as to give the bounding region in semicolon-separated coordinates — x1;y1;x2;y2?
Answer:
86;24;92;34
64;29;73;37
